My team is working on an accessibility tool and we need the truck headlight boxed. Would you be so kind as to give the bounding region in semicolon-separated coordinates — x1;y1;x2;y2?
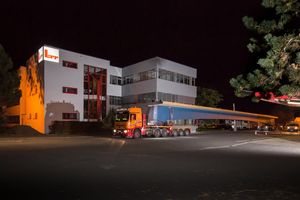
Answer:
113;129;116;132
124;130;128;133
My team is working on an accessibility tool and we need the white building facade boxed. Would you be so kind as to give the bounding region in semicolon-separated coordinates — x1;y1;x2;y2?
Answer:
5;45;197;133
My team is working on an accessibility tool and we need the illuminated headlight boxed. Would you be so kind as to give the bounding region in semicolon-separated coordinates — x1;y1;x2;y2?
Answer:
113;129;116;133
124;130;128;133
288;127;290;129
296;127;298;129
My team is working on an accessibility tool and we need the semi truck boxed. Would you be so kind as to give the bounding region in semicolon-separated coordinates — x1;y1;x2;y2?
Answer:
113;107;191;138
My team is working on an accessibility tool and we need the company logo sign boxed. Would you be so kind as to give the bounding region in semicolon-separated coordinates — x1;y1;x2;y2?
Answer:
38;46;59;63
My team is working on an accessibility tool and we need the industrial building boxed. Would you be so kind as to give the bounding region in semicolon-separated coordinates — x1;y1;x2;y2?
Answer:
5;45;197;133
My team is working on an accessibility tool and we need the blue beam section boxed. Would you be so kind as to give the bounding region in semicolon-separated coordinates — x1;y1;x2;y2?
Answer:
148;102;277;123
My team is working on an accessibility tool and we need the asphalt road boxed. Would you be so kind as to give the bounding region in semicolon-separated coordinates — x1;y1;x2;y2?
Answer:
1;130;300;200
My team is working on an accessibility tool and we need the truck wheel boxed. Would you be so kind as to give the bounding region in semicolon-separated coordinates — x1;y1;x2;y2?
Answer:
161;128;168;137
184;129;190;136
179;129;184;136
154;129;161;138
133;129;141;139
172;130;178;137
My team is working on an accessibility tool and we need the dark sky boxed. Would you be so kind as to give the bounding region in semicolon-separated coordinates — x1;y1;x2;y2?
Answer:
1;0;299;116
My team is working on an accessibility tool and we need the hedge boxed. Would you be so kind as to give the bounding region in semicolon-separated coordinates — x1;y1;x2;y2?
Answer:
50;121;112;135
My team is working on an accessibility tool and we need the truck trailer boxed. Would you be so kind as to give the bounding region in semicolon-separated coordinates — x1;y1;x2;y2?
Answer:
113;107;191;138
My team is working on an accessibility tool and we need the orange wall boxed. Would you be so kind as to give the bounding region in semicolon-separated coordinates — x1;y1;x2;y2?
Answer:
24;55;45;133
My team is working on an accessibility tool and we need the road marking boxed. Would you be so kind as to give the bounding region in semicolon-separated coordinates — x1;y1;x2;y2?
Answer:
236;140;250;142
199;145;231;150
231;142;249;147
199;138;275;150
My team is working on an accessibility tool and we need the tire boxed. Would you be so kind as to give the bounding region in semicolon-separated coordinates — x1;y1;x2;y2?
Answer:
161;128;168;137
154;129;161;138
178;129;184;136
133;129;141;139
172;130;178;137
184;129;190;136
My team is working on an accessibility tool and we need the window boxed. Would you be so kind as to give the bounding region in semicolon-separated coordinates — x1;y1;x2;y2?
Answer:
62;113;77;119
63;61;77;69
110;75;122;85
28;113;31;119
33;113;37;119
62;87;77;94
109;96;122;105
6;116;20;124
130;114;136;121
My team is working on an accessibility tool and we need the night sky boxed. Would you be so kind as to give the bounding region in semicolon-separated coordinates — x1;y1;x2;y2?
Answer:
1;0;299;116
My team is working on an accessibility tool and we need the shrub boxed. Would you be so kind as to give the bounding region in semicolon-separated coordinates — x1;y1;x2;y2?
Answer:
50;121;111;135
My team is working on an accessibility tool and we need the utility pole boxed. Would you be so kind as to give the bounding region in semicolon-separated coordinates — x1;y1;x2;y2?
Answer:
233;103;237;131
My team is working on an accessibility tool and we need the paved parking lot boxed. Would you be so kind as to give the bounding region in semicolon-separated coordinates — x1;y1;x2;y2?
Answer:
1;130;300;199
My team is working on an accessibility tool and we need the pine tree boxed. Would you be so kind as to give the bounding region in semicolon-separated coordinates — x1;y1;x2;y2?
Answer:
230;0;300;102
0;45;21;133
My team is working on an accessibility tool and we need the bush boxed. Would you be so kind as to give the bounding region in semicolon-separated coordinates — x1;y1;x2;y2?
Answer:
50;121;111;135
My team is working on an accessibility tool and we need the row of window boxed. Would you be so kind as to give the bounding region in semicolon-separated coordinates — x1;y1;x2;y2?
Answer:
110;92;194;105
110;69;156;86
62;60;108;78
28;113;38;119
63;61;77;69
6;116;20;124
121;92;156;105
62;113;77;119
110;96;122;105
26;113;76;120
158;69;195;86
110;68;196;86
63;87;77;94
157;92;195;105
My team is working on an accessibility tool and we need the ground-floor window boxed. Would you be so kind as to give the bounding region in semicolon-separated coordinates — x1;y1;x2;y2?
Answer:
6;115;20;124
62;113;77;119
109;96;122;105
157;92;194;105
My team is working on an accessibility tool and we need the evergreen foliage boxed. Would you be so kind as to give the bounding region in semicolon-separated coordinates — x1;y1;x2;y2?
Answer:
195;87;223;108
195;87;223;126
0;45;21;133
230;0;300;102
102;108;116;128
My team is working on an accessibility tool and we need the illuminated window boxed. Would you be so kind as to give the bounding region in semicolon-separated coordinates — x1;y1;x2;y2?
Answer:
62;113;77;119
62;87;77;94
33;113;37;119
28;113;31;119
62;61;77;69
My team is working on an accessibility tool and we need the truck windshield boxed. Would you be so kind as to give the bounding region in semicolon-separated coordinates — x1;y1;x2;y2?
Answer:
289;124;299;127
115;111;129;122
